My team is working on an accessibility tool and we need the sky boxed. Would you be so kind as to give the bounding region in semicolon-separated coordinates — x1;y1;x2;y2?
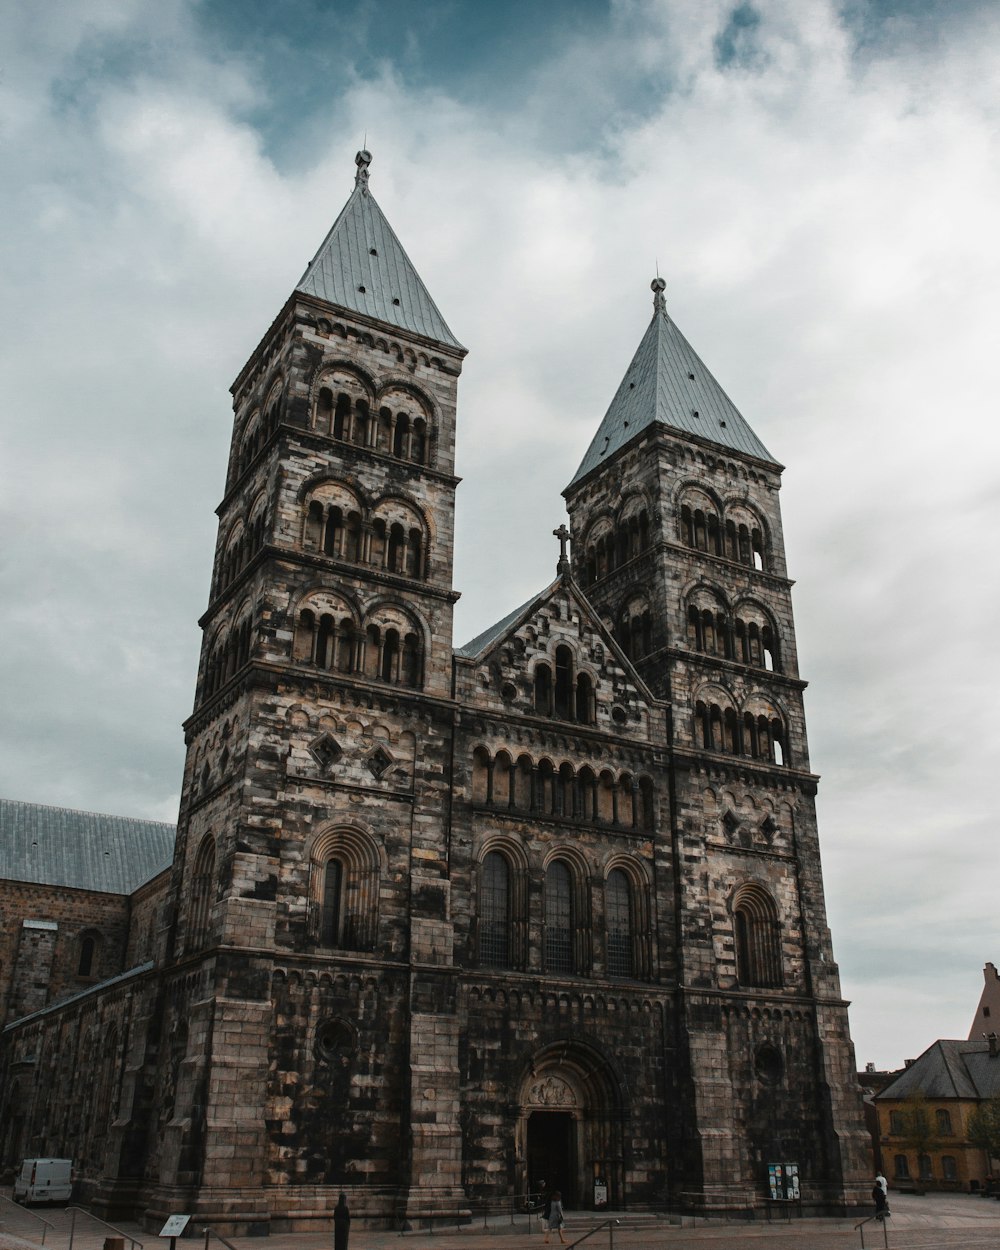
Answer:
2;0;999;1071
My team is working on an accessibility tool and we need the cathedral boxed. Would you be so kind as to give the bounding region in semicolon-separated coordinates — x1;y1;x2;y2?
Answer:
0;150;868;1229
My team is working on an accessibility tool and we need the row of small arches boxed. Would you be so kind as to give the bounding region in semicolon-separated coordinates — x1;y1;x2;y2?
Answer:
312;368;433;467
694;701;789;766
294;606;423;689
680;504;767;570
214;503;267;598
581;509;652;585
202;616;253;701
532;645;597;724
687;605;779;670
234;383;283;482
478;850;652;979
471;747;655;830
303;500;426;580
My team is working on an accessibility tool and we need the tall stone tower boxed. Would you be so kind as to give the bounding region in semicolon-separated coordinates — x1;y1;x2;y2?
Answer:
563;278;867;1204
151;150;468;1230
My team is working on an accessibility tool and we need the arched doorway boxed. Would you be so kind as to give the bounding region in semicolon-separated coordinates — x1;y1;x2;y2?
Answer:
517;1040;626;1209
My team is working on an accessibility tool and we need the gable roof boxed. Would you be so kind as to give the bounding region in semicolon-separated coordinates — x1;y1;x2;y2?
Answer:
876;1039;1000;1101
0;799;175;895
567;283;778;489
295;150;463;351
454;583;558;659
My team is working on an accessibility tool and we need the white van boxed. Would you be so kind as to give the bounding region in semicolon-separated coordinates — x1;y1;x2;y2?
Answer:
13;1158;73;1205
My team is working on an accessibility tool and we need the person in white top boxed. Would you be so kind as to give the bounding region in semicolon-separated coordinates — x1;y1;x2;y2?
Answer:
875;1172;888;1196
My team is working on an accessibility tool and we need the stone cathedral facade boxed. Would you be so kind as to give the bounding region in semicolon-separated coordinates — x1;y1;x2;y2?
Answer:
0;151;867;1229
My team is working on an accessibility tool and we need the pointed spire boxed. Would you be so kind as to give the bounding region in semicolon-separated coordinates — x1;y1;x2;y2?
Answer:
294;150;463;350
566;281;778;488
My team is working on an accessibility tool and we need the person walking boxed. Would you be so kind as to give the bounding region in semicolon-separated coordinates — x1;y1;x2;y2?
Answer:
872;1180;889;1222
543;1190;567;1245
875;1171;888;1198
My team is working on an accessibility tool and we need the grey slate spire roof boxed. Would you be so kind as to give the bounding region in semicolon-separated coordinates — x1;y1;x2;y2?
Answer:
295;150;463;351
0;798;175;894
567;279;778;489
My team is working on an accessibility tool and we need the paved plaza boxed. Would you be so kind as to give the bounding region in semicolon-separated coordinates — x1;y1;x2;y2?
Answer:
4;1192;1000;1250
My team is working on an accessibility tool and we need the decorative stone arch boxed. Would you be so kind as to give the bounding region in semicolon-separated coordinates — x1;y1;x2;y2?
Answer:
375;381;435;464
541;846;592;976
307;822;384;951
361;597;428;687
370;492;432;578
602;854;652;980
475;833;529;971
728;880;783;988
515;1037;628;1208
740;692;791;766
721;498;771;570
732;595;781;671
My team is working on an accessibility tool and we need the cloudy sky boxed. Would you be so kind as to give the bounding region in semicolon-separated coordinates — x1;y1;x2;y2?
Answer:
3;0;999;1070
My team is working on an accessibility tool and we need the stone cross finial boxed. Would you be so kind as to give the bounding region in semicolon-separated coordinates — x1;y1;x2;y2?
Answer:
355;149;372;189
554;524;571;573
651;276;666;314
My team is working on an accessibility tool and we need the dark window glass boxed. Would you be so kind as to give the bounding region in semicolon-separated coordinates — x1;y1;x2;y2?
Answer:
321;858;343;946
606;870;632;977
480;852;510;968
545;861;573;974
936;1109;952;1134
894;1154;909;1179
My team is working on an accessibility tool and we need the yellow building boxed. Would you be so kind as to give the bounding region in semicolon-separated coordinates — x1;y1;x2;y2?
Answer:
874;1036;1000;1192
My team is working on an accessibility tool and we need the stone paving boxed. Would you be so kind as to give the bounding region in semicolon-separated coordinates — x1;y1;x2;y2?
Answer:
4;1193;1000;1250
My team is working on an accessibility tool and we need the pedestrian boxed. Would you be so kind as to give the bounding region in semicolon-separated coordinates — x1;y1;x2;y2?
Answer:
875;1171;888;1197
333;1192;350;1250
544;1190;566;1245
540;1189;552;1236
872;1180;888;1222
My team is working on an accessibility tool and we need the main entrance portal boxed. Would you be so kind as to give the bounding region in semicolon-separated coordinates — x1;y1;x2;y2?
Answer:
518;1041;625;1210
527;1110;576;1206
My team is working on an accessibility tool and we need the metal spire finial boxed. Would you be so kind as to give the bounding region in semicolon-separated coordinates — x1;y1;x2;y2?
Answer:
651;276;666;314
355;149;372;190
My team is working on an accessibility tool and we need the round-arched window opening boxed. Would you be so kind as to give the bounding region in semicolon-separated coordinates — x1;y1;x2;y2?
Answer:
315;1018;357;1067
611;705;628;727
754;1042;784;1085
501;682;518;703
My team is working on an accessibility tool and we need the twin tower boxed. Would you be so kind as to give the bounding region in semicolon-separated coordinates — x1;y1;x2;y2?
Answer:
95;151;870;1227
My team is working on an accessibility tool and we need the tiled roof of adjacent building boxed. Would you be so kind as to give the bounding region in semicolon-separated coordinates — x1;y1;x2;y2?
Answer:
295;150;463;351
567;280;778;489
0;799;175;895
876;1039;1000;1101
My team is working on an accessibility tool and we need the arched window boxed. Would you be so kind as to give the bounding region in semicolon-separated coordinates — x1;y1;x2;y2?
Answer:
575;672;595;725
77;931;99;978
544;861;573;974
189;836;216;951
554;645;573;719
479;852;510;968
311;828;380;951
534;664;553;715
605;870;633;977
315;386;334;434
894;1154;909;1180
732;884;782;988
320;858;344;945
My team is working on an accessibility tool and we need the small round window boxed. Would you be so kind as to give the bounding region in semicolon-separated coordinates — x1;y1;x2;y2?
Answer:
315;1018;356;1066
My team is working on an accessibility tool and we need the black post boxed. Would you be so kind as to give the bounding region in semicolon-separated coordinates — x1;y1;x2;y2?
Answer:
334;1193;350;1250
